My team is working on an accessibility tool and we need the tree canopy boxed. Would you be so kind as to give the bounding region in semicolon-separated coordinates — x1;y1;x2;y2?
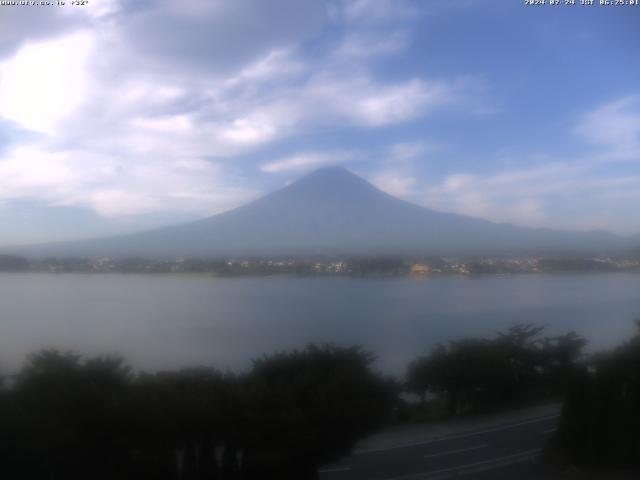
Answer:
406;324;587;415
0;344;394;480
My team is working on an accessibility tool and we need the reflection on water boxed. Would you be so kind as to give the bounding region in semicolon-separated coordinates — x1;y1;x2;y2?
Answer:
1;273;639;374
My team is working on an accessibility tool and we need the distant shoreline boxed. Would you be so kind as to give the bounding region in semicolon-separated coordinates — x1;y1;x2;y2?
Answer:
1;270;639;279
2;253;640;277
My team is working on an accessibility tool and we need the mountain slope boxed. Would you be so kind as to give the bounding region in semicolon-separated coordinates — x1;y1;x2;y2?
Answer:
2;167;623;257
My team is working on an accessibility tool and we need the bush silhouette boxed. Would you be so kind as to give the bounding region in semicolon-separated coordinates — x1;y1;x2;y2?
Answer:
0;344;394;479
406;325;586;415
557;322;640;468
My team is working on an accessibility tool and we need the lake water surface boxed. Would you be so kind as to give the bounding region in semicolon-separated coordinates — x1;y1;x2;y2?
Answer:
1;273;639;375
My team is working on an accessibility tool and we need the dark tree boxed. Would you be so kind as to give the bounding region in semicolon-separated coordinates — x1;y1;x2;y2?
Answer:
557;323;640;469
407;325;587;415
243;344;396;479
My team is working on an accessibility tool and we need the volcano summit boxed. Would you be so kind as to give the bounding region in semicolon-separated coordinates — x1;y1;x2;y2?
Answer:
2;167;621;258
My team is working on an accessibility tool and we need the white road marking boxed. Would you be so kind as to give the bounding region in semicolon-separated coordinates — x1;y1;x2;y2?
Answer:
423;444;488;460
354;413;559;455
383;448;541;480
318;466;352;473
541;428;557;434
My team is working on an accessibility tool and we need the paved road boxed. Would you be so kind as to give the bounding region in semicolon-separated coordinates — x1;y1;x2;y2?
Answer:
318;411;560;480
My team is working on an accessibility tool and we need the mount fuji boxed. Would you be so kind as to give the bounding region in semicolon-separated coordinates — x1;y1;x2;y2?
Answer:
2;167;622;258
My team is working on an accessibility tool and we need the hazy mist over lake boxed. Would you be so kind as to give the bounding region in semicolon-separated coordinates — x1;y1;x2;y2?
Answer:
2;273;638;375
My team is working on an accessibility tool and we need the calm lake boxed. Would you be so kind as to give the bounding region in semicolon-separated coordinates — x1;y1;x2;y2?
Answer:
1;273;639;375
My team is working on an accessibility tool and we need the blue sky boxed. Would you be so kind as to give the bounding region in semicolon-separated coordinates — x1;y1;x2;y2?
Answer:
0;0;638;244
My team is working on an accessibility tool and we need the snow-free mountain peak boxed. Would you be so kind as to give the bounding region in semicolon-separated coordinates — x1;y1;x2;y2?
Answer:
2;167;623;258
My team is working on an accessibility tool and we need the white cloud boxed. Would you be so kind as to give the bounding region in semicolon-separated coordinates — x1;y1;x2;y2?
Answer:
0;32;94;133
307;76;453;127
333;31;409;59
348;79;442;126
224;49;306;87
575;95;640;157
366;141;436;198
388;141;435;162
219;106;291;147
423;166;560;228
0;0;474;229
67;48;454;170
75;0;122;20
261;152;356;173
0;145;253;217
418;158;640;233
335;0;420;25
370;171;417;197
